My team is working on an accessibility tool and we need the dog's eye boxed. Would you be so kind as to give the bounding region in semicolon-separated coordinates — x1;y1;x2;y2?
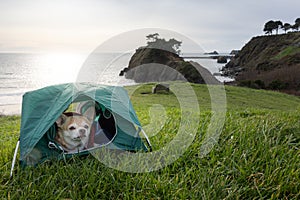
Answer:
84;125;89;129
69;126;76;130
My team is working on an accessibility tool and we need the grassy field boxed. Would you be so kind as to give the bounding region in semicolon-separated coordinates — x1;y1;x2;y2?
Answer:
1;83;300;199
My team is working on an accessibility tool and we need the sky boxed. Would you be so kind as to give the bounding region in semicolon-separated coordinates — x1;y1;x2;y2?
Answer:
0;0;299;54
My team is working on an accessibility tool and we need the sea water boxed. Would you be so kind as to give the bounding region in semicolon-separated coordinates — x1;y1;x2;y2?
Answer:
0;53;232;115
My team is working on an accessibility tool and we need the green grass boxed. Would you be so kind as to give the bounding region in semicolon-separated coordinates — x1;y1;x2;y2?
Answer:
1;83;300;199
129;82;300;111
273;46;300;60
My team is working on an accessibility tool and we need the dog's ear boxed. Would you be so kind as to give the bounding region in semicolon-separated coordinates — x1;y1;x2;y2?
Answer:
81;106;95;123
56;114;67;127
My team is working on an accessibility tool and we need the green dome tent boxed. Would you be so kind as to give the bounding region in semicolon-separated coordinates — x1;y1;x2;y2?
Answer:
10;83;152;174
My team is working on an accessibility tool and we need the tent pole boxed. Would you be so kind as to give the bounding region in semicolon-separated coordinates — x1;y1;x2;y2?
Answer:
141;129;152;152
10;139;20;178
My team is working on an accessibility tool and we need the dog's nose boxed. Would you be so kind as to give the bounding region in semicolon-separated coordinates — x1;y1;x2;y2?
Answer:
79;129;86;137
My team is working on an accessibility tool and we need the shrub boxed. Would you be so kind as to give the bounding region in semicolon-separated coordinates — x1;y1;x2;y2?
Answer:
254;80;265;89
268;80;289;90
238;80;265;89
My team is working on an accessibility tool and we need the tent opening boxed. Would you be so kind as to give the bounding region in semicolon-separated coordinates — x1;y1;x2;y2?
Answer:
77;100;117;148
53;100;118;154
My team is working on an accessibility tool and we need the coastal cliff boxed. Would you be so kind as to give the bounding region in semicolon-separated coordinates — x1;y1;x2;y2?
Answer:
223;32;300;95
123;47;219;84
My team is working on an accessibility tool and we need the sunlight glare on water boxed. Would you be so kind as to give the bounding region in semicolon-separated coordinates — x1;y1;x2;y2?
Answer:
0;53;87;115
30;53;86;87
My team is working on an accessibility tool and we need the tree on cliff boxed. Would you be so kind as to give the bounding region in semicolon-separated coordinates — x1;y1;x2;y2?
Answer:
263;20;283;35
263;20;277;35
292;18;300;31
282;23;291;33
145;33;182;55
263;18;300;34
146;33;159;42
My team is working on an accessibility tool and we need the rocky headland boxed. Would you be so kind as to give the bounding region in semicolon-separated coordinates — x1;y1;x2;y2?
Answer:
121;47;220;84
222;32;300;95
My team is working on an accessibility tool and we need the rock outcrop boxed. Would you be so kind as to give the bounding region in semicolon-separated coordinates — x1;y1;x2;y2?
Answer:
217;56;228;63
222;32;300;95
122;47;220;84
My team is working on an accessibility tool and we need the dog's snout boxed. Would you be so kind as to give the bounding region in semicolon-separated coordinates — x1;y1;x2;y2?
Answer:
79;129;86;137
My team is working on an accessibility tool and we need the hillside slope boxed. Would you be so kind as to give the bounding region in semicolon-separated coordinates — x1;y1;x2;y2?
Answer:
223;32;300;95
128;83;300;112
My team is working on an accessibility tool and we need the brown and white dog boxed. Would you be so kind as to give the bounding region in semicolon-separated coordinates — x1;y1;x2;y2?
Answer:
55;112;93;153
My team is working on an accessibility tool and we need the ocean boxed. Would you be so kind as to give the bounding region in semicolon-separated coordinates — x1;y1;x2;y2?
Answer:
0;53;232;115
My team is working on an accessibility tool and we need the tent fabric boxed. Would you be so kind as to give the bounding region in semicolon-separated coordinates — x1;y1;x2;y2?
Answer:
19;83;148;166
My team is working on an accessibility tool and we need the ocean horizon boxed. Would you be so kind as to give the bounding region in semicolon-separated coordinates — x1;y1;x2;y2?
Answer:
0;52;232;115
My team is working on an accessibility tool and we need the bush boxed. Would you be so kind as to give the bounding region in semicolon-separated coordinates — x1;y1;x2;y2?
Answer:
238;80;252;87
268;80;289;90
254;80;265;89
238;80;265;89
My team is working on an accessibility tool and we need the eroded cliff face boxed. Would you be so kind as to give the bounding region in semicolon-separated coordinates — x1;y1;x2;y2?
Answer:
223;32;300;95
123;47;219;84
